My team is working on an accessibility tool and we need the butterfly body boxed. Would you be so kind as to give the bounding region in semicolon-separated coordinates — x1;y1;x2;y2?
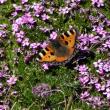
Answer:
50;39;69;56
37;29;76;65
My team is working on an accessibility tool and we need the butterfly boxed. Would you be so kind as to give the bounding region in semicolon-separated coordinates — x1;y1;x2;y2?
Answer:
36;29;76;65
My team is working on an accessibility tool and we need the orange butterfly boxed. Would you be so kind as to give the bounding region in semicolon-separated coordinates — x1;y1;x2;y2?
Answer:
36;29;76;65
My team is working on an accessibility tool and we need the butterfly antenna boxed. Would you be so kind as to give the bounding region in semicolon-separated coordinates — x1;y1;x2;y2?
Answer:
72;55;87;65
76;40;80;44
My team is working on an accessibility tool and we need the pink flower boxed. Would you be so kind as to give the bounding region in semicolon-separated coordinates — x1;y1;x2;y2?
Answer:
79;75;90;85
12;23;19;32
89;77;98;84
88;34;99;43
11;11;18;17
103;40;110;48
15;17;24;25
41;14;50;21
17;38;22;43
0;105;9;110
106;80;110;87
15;31;25;38
0;0;7;4
13;4;22;11
106;93;110;99
93;25;107;36
103;88;110;99
50;31;57;40
59;7;71;15
21;0;28;4
41;42;48;48
30;43;38;49
0;30;6;38
22;38;30;47
42;63;49;70
7;75;17;85
32;3;44;17
23;13;35;24
93;59;102;67
96;69;104;75
69;2;77;8
0;24;7;28
80;91;90;99
95;83;101;91
15;13;35;26
24;4;31;12
93;59;110;75
77;65;89;75
91;0;104;7
106;88;110;93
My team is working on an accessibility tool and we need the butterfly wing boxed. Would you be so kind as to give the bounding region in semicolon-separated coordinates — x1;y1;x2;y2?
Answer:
57;29;76;48
36;44;56;62
55;29;76;62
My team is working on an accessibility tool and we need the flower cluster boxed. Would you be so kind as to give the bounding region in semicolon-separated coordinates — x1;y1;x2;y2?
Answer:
75;65;90;85
93;59;110;75
77;34;100;50
91;0;104;7
75;64;110;108
92;12;110;33
75;9;110;60
0;23;18;109
0;64;18;109
80;91;107;108
0;24;7;38
32;83;51;98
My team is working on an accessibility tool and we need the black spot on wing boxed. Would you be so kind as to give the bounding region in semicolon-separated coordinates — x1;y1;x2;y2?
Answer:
65;41;68;45
70;29;75;35
64;32;69;37
69;40;71;42
37;55;42;60
60;35;64;39
50;52;54;55
45;47;49;51
41;50;46;56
